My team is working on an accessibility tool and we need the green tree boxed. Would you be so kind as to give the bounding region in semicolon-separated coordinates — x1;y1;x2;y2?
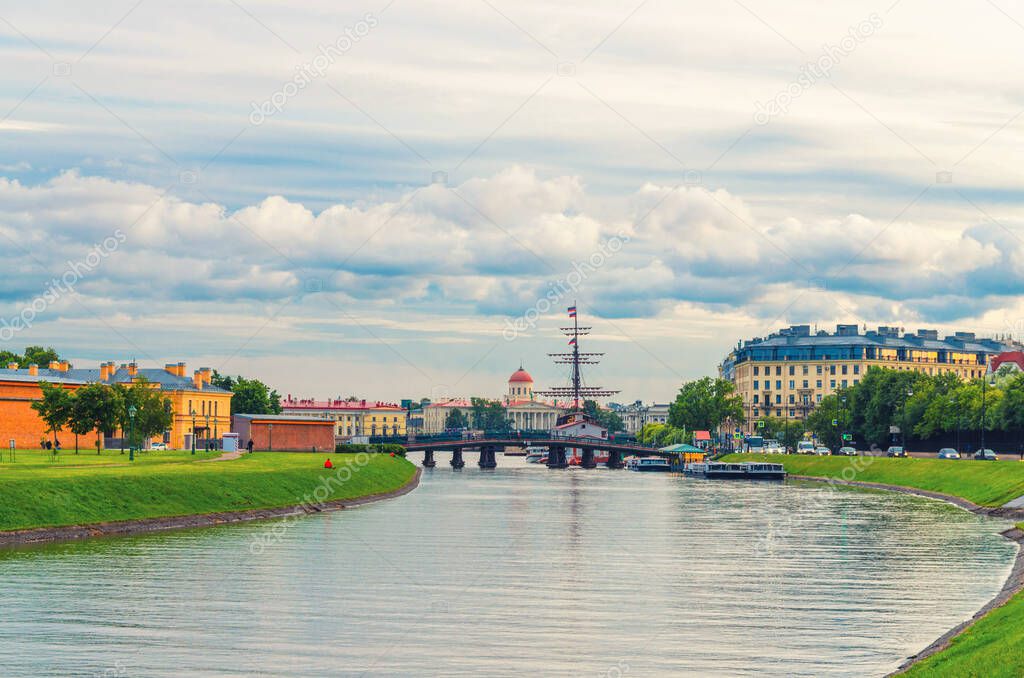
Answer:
72;383;122;454
21;346;60;367
444;408;469;430
470;398;510;431
582;400;625;433
114;378;174;451
668;377;743;432
31;382;74;448
804;395;844;449
225;376;282;415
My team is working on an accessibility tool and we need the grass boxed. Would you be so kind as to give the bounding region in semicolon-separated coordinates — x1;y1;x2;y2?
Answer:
723;454;1024;507
0;450;416;532
901;592;1024;677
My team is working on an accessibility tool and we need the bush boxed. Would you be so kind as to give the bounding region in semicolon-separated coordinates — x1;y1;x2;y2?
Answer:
335;443;406;457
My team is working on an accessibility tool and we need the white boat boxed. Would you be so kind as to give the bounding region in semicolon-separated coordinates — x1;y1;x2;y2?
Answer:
685;461;786;480
524;447;548;463
628;457;672;472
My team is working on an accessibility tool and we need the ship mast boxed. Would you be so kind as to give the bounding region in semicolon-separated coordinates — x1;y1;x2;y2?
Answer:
534;302;619;412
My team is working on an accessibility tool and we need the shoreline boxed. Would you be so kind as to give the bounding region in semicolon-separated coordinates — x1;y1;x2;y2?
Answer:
788;473;1024;675
0;467;421;548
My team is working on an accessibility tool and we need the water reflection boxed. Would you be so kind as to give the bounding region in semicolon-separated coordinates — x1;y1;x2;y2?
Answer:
0;457;1015;677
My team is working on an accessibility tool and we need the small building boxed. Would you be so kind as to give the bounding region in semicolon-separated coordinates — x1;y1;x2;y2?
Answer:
280;397;406;439
693;430;712;449
232;414;335;452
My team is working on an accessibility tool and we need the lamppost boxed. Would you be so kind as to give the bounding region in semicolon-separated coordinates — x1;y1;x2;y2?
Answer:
902;389;913;449
981;371;995;453
268;423;274;451
950;396;960;452
128;404;136;462
190;409;197;455
841;396;848;449
204;413;210;451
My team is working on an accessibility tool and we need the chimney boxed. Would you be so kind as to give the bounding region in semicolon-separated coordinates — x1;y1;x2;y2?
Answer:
100;362;113;381
59;360;69;372
7;362;17;370
49;360;61;371
127;361;138;377
165;363;178;375
177;361;187;377
193;370;204;390
27;363;38;376
199;367;212;386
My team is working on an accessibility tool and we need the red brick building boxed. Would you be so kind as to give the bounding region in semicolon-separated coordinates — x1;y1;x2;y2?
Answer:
232;414;335;452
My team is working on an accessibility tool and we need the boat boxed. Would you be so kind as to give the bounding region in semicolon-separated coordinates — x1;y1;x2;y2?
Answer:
524;447;548;463
628;457;672;472
684;461;786;480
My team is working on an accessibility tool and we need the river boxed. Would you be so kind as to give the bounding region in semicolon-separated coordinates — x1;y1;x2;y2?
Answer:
0;455;1016;677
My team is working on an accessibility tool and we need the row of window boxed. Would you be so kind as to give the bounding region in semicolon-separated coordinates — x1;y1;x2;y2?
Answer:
187;399;220;417
753;377;860;391
753;364;861;377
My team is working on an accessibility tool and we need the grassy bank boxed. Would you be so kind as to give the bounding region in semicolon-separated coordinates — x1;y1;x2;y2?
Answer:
725;453;1024;677
723;454;1024;507
0;450;416;532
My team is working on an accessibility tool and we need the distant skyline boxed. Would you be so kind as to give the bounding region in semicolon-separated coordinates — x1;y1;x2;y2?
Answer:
3;1;1024;401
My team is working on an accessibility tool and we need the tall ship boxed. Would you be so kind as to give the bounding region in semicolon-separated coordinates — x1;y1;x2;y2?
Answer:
534;304;620;467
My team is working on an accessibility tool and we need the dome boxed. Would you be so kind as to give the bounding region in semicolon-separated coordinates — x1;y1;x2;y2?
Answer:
508;367;533;383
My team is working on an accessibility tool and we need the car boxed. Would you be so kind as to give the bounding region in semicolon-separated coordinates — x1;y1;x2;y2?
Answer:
837;446;857;456
814;446;832;456
149;441;167;450
974;449;998;461
886;446;907;458
796;441;815;455
937;448;960;460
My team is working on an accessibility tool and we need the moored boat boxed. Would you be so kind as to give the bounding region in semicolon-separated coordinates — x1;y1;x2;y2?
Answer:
629;457;672;472
684;461;785;480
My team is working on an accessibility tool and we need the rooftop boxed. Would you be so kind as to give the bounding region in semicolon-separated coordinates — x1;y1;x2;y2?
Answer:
281;397;404;411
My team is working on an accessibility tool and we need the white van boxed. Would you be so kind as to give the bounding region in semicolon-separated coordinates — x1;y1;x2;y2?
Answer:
796;441;814;455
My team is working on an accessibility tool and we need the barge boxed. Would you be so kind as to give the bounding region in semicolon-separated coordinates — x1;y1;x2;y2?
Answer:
684;461;786;481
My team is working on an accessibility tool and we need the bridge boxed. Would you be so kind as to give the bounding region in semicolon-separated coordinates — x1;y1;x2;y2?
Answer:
366;432;665;470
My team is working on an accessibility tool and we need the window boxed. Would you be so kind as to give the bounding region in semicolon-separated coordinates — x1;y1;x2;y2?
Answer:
816;365;823;374
802;380;808;388
829;365;836;375
754;366;759;376
776;380;782;390
789;409;795;417
775;409;782;417
789;380;795;389
842;380;848;388
753;395;759;403
830;379;836;388
802;365;808;375
754;380;759;390
841;365;848;375
853;365;860;375
775;395;782;404
788;366;795;376
788;394;795;404
776;366;782;376
816;394;822;402
816;379;822;388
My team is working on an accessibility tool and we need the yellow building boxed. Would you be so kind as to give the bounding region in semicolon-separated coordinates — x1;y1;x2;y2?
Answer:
280;397;407;439
721;324;1020;434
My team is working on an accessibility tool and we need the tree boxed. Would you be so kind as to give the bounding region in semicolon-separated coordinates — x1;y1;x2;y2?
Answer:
583;400;625;433
470;398;510;431
22;346;60;367
226;376;282;415
444;408;469;430
31;382;73;448
804;395;843;450
71;383;122;454
114;378;173;451
668;377;744;432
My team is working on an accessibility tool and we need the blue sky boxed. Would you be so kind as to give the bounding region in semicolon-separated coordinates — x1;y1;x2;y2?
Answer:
1;0;1024;402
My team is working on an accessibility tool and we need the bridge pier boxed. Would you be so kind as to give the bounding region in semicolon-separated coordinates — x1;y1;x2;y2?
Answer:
547;445;568;469
580;447;596;469
478;445;497;469
423;449;436;468
606;450;624;469
450;448;465;469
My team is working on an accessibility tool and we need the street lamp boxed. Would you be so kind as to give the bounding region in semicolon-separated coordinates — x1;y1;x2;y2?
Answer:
981;372;995;453
950;396;960;453
128;404;137;462
204;413;210;451
190;409;197;455
902;389;913;448
268;423;274;451
841;396;848;449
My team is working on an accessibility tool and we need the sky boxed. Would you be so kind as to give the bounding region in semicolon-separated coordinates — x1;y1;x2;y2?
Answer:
2;0;1024;403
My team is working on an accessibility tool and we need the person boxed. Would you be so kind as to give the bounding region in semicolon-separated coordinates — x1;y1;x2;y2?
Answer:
324;458;333;469
247;439;254;453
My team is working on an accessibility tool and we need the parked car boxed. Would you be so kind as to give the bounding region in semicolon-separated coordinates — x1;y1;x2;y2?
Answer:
796;441;815;455
837;446;857;456
937;448;960;460
814;446;832;456
974;449;998;461
149;441;167;450
886;446;907;458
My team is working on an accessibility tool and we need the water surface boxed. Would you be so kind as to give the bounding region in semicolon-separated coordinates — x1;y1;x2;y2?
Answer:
0;455;1015;677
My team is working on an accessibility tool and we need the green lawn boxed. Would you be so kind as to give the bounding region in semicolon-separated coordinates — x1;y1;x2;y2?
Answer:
0;451;416;532
723;454;1024;507
901;591;1024;677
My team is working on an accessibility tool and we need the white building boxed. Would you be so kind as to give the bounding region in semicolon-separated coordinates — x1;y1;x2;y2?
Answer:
619;401;671;434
